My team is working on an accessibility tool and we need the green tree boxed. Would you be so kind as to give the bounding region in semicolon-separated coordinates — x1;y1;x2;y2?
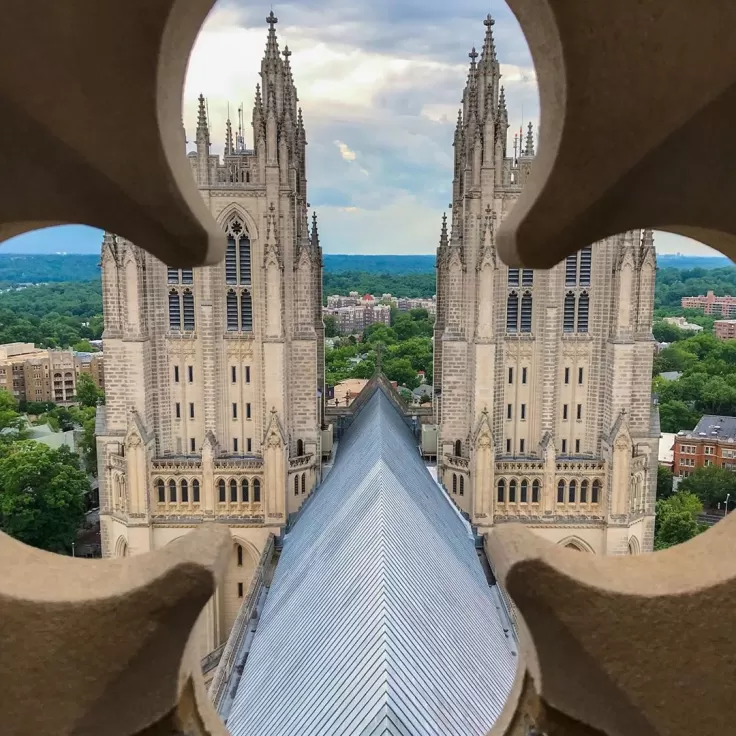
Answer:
383;358;420;389
72;339;97;353
0;443;88;553
652;320;687;343
658;400;700;433
323;314;339;338
654;492;706;550
0;390;25;437
75;373;104;408
656;465;674;499
363;324;397;345
678;465;736;509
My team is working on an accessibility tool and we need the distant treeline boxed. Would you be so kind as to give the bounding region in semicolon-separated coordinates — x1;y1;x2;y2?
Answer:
0;254;100;285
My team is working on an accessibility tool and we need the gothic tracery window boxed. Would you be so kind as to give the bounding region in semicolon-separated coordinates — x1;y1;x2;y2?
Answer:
242;478;249;502
224;217;254;333
520;292;533;333
563;292;576;333
506;291;519;333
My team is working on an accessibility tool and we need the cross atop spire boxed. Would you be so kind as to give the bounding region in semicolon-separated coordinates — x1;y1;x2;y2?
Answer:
267;10;278;28
283;45;291;59
469;47;479;63
484;14;495;28
264;10;280;62
310;211;319;247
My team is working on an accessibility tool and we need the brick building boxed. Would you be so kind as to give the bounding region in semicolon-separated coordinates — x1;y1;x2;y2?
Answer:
714;320;736;341
673;415;736;477
0;342;104;404
681;290;736;317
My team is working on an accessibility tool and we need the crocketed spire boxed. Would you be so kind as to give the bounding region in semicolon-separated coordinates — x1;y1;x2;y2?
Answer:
439;212;449;248
310;211;320;247
523;121;535;157
196;94;209;148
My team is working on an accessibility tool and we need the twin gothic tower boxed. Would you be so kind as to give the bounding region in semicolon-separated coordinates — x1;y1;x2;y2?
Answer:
96;13;661;657
96;13;324;657
434;16;659;555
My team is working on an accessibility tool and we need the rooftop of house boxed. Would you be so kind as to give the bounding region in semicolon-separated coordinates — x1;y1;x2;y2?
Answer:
679;415;736;442
224;384;517;735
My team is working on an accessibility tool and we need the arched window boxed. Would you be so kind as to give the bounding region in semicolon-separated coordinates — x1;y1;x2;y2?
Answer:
563;292;576;332
239;236;251;283
241;290;253;332
218;479;226;503
241;478;249;502
294;474;299;496
193;479;200;503
156;479;165;503
577;292;589;333
497;479;505;503
253;478;261;502
230;479;238;502
520;292;533;333
296;439;304;456
301;473;306;495
454;440;462;457
459;475;465;496
581;479;589;503
226;290;238;331
182;290;195;331
592;479;600;504
168;289;181;330
569;479;577;503
168;479;177;503
557;480;565;503
509;479;517;503
452;474;457;495
181;479;189;503
506;292;519;333
236;544;243;567
532;479;540;503
520;479;528;503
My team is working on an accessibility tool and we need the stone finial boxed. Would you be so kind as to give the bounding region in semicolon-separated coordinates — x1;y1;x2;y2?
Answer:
439;212;449;248
0;525;231;735
264;10;280;61
225;113;233;155
523;121;535;157
310;210;319;247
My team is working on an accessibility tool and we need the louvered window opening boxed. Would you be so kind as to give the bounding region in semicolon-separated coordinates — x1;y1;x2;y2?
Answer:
168;290;181;330
565;254;578;285
563;293;576;333
522;269;534;286
507;268;520;286
577;292;590;333
579;247;592;285
506;292;519;333
520;293;533;333
182;291;195;331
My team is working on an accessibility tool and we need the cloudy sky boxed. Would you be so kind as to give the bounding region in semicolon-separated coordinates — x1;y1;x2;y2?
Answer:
8;0;718;257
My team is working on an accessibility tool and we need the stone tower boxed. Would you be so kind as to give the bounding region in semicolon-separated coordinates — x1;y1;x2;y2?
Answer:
434;16;658;555
96;13;324;656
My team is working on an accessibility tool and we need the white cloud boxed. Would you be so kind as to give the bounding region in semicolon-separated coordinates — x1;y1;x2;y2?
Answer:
334;140;357;161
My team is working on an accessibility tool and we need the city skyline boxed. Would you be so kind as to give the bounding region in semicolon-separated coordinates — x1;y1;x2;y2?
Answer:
3;1;723;259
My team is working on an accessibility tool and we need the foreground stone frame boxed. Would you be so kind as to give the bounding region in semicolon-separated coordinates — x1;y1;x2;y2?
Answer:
2;1;736;734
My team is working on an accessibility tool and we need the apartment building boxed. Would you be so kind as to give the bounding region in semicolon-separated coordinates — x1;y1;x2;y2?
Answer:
714;320;736;341
0;342;104;404
673;415;736;476
681;290;736;317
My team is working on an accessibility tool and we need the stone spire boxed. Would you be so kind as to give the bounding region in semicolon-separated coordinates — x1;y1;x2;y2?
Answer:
196;94;209;149
439;212;449;248
253;83;264;142
523;121;535;157
264;10;280;62
310;211;320;248
481;14;497;65
225;112;233;155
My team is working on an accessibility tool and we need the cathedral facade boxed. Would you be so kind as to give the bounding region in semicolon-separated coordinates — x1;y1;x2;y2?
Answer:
434;16;659;555
96;14;324;656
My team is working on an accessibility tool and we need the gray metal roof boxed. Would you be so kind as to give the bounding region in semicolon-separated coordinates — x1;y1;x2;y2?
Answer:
226;385;517;736
688;414;736;440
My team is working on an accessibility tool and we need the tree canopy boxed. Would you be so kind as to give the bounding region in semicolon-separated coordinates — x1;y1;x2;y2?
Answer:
677;465;736;509
0;442;89;553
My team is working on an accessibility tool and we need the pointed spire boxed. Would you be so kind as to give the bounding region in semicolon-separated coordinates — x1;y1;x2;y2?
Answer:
523;121;535;157
439;213;449;248
225;111;233;155
310;211;320;247
481;14;497;63
264;10;280;61
499;86;507;116
454;108;463;143
642;228;655;248
196;94;209;148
